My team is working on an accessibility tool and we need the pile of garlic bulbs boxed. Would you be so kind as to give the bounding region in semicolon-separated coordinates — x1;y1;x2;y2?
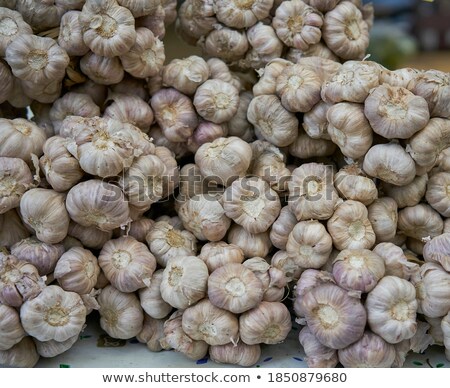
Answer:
176;0;373;69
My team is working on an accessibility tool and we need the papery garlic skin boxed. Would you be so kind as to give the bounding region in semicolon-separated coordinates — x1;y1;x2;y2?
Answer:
0;337;39;367
239;301;292;345
98;285;144;340
299;326;338;368
138;269;172;320
366;276;417;344
338;331;396;368
210;342;261;367
20;285;86;342
0;303;26;350
160;256;208;309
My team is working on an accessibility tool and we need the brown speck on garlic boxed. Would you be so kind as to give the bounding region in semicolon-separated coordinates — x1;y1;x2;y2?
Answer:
247;94;298;147
332;249;385;293
203;27;248;63
199;241;244;273
0;303;26;350
335;164;378;206
239;301;291;345
137;314;165;352
138;269;172;319
0;7;32;56
398;203;443;241
210;342;261;367
99;236;156;293
299;326;338;368
322;1;369;60
160;256;208;309
366;276;417;344
227;224;271;258
58;11;89;57
20;285;86;342
0;336;39;367
80;52;124;85
66;180;130;232
97;284;144;339
208;263;263;314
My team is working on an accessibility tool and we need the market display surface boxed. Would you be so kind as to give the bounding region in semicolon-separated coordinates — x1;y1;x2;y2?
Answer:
0;0;450;368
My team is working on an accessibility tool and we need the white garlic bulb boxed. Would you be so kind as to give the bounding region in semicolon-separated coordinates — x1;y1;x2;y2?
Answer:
34;334;79;358
227;224;271;258
137;314;165;352
397;204;443;241
198;242;244;273
68;222;113;250
367;198;398;243
382;174;428;209
423;233;450;272
0;303;26;350
426;172;450;217
0;209;30;249
138;269;172;320
0;337;39;367
373;243;418;280
209;342;261;367
442;312;450;361
271;250;303;282
270;206;297;250
299;326;338;368
334;164;378;206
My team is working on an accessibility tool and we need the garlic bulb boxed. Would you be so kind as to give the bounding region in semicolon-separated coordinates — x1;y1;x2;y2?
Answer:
58;10;89;57
208;58;241;91
0;118;46;163
382;174;428;209
97;285;144;340
227;224;271;258
332;249;385;293
119;217;154;243
335;164;377;206
20;285;86;342
99;236;156;293
366;276;417;344
253;59;292;96
208;263;264;314
136;5;166;38
138;269;172;319
0;157;33;214
300;283;367;349
0;337;39;367
160;256;208;309
66;180;130;232
289;128;336;159
367;198;398;243
423;233;450;272
0;8;32;56
302;101;332;140
39;136;84;192
20;188;69;244
0;254;44;307
327;200;376;250
146;221;197;267
195;137;252;187
80;52;125;85
286;220;333;269
338;331;396;367
198;242;244;273
288;163;341;221
33;334;79;358
203;27;248;63
426;172;450;217
270;206;297;250
209;342;261;367
215;0;272;28
364;84;429;139
187;121;229;154
299;326;338;368
137;315;165;352
68;222;113;250
442;312;450;361
239;301;292;345
271;250;303;282
0;303;26;350
0;58;13;104
397;204;443;240
11;237;64;276
373;243;417;280
247;94;298;147
182;298;238;346
54;247;100;294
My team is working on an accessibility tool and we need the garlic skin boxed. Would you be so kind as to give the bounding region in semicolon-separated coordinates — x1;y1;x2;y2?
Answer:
137;315;165;352
68;222;113;250
0;118;46;163
367;197;398;243
33;334;79;358
272;0;323;50
0;8;32;56
408;70;450;119
195;137;252;187
223;176;281;234
54;247;100;295
287;220;333;269
299;326;338;368
227;224;271;258
160;256;208;309
20;188;69;245
335;164;378;206
270;206;297;250
0;337;39;368
198;242;244;273
203;27;248;63
326;103;373;160
182;298;239;346
99;236;156;293
0;157;33;214
426;172;450;217
338;331;396;368
162;55;209;95
332;249;385;293
138;269;172;320
0;254;44;307
210;342;261;367
363;143;416;186
364;84;430;139
327;200;376;250
398;204;443;241
66;180;130;232
382;174;428;209
247;94;298;147
366;276;417;344
322;2;369;60
239;301;292;345
423;233;450;272
80;52;125;85
58;11;89;57
146;221;197;267
97;285;144;340
208;263;263;314
288;163;341;221
0;303;26;350
300;283;367;349
216;0;272;28
373;243;418;280
20;285;86;342
11;237;64;276
193;79;239;124
0;209;30;249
